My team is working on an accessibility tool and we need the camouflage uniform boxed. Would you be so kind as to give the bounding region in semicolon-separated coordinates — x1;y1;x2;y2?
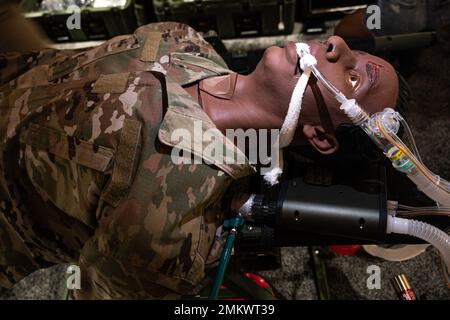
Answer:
0;22;255;299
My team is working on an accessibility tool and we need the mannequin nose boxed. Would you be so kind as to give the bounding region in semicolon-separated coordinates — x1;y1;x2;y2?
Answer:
325;36;356;67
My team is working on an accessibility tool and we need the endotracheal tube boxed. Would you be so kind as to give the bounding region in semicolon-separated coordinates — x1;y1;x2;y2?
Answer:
296;43;450;282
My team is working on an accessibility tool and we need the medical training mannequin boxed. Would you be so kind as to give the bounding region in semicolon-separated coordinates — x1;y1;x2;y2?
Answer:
0;12;400;297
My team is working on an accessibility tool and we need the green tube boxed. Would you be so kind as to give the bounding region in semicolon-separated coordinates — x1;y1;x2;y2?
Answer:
208;230;237;300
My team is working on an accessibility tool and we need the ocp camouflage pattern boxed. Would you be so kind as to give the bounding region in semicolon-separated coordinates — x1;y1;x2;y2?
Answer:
0;22;255;299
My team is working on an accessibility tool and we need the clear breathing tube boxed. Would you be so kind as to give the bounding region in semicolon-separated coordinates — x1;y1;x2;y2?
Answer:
297;45;348;105
341;97;450;207
296;46;450;206
296;45;450;281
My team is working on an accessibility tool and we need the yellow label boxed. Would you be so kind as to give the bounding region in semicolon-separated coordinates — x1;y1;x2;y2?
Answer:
389;150;404;161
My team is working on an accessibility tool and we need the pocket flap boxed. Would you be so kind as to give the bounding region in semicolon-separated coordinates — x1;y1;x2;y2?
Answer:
20;123;114;172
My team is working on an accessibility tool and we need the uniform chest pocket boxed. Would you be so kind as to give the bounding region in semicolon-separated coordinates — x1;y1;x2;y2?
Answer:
19;122;115;227
20;123;114;172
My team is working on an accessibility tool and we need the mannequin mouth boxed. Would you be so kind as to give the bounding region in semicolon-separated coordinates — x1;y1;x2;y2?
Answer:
286;40;319;76
294;56;301;75
284;42;303;76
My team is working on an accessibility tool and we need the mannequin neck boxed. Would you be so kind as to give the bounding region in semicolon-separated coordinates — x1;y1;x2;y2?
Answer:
185;73;289;132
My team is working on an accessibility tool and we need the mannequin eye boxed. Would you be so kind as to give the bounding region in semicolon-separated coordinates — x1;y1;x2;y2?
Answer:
348;72;360;90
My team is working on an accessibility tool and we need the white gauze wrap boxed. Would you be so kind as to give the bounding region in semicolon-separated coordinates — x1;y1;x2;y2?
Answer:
263;43;317;186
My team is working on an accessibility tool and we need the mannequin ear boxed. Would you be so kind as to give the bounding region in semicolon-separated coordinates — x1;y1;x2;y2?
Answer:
302;124;339;155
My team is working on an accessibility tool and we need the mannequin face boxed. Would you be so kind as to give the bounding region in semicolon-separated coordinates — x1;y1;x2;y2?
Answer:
253;35;399;128
251;35;399;153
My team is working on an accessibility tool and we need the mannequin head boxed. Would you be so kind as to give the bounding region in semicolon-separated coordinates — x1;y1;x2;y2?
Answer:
249;36;399;154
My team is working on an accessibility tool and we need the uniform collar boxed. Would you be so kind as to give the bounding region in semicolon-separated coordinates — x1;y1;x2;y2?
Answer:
158;76;256;180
